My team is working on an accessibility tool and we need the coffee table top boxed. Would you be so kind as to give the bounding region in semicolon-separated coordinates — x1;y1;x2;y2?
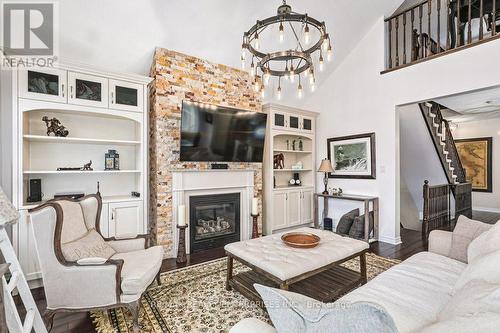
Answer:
224;227;369;281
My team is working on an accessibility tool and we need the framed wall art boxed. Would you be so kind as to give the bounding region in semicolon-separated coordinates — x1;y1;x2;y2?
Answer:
327;133;376;179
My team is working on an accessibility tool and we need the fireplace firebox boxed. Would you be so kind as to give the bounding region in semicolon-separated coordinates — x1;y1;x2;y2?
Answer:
189;193;240;253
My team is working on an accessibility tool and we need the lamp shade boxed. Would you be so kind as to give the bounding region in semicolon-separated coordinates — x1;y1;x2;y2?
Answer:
0;187;19;226
317;159;334;173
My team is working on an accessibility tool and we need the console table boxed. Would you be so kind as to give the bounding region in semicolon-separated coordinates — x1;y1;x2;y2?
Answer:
313;193;379;242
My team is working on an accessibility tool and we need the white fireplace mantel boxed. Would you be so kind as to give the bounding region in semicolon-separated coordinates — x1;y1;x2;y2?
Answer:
170;170;255;257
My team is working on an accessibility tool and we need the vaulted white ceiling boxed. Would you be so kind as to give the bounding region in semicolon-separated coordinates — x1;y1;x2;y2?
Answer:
59;0;402;102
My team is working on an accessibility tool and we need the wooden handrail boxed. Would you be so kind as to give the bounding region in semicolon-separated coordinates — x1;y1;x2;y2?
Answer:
386;0;500;70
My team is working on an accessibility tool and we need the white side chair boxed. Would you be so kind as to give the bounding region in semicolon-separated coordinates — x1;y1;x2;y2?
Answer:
29;194;163;331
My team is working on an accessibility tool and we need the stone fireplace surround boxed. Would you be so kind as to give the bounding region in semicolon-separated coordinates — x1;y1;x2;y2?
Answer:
170;170;254;257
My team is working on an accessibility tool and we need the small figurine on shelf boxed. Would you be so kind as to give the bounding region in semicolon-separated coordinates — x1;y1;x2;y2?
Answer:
273;153;284;169
298;139;303;151
42;116;69;137
292;140;296;151
286;140;290;150
291;161;303;170
82;160;93;171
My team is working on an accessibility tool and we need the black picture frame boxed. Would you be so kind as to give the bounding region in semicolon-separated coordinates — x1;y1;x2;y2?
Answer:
455;137;493;193
327;132;376;179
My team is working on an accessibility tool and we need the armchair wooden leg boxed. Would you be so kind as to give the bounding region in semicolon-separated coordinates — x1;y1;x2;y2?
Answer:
156;271;162;286
43;309;56;332
125;300;141;332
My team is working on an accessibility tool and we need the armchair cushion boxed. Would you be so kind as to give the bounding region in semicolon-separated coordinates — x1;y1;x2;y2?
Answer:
467;221;500;263
58;200;89;243
112;246;163;295
62;229;116;262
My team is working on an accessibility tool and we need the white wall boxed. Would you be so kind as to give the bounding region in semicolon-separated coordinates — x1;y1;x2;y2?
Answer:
454;118;500;211
301;17;500;244
399;104;448;215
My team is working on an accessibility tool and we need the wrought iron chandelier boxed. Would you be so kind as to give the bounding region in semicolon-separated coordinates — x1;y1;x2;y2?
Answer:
241;0;332;99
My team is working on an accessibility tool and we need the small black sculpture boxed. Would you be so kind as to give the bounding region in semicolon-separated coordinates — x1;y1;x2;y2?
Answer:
42;116;69;137
82;160;93;171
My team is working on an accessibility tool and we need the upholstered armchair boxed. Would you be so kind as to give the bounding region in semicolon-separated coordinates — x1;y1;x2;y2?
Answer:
29;194;163;331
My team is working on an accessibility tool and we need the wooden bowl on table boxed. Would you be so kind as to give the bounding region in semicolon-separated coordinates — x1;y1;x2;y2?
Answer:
281;232;321;249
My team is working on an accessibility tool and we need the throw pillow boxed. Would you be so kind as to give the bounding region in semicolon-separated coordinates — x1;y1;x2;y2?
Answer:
61;229;116;262
453;249;500;290
335;209;359;235
439;280;500;321
254;284;399;333
448;215;491;263
349;212;374;239
468;221;500;263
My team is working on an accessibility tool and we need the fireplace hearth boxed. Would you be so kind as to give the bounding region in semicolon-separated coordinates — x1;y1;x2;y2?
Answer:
189;193;240;253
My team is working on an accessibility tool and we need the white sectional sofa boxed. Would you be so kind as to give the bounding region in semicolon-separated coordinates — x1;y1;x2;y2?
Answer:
230;221;500;333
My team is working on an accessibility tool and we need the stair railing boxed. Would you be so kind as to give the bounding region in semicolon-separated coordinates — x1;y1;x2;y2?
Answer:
385;0;500;71
419;102;467;186
423;180;451;235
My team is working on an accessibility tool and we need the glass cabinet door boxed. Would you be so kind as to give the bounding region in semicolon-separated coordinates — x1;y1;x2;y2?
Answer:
68;71;108;108
289;115;300;130
19;68;67;103
302;117;313;131
273;112;286;128
109;79;143;112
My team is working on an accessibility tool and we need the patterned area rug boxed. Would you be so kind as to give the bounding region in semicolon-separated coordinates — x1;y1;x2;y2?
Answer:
92;253;400;333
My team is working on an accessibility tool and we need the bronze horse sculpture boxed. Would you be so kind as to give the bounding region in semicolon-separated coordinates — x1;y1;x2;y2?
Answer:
42;116;69;137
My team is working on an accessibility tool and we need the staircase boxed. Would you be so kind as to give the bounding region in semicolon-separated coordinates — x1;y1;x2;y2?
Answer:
420;101;472;235
419;102;467;187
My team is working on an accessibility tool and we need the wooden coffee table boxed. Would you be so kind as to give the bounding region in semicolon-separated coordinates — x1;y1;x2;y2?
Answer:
224;228;369;303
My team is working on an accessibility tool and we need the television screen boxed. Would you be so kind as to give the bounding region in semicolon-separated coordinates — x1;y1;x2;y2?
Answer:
180;102;267;162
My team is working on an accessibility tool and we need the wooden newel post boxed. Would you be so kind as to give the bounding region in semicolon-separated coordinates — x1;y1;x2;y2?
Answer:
251;214;259;239
176;225;188;264
423;180;430;236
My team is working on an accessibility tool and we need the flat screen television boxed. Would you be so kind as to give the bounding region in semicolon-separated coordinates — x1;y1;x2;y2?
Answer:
180;102;267;162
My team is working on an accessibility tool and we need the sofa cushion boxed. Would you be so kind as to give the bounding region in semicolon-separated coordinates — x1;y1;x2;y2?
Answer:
468;221;500;263
61;229;116;262
112;246;163;295
349;211;374;239
339;252;466;333
229;318;276;333
454;248;500;290
419;312;500;333
440;280;500;320
335;209;359;235
449;215;491;263
254;284;399;333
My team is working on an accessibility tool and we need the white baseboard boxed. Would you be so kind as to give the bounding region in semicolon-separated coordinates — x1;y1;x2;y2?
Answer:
474;207;500;213
378;235;402;245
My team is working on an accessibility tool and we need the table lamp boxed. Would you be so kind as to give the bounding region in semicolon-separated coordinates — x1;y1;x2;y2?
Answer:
317;159;334;195
0;187;19;227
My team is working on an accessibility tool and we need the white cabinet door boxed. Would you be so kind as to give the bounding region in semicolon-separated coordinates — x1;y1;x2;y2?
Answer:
287;114;301;131
109;79;143;112
287;190;302;226
108;201;143;238
68;71;108;108
301;189;314;224
272;192;288;230
12;210;41;281
19;68;67;103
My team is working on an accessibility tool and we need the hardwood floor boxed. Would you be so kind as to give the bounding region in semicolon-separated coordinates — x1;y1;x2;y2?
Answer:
23;210;500;332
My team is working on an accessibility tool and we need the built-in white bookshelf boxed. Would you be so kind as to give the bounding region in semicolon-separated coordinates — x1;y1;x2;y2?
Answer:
1;63;151;284
263;104;319;236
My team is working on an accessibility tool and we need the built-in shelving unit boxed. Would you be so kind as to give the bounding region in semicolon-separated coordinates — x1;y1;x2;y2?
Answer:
1;63;151;285
263;103;319;236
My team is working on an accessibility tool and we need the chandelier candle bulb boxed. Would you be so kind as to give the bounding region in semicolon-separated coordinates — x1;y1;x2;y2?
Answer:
304;24;310;45
178;205;186;227
251;198;259;216
277;85;282;100
279;21;284;43
327;44;333;61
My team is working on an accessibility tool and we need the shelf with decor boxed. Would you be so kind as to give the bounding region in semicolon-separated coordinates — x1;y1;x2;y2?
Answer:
263;103;319;236
1;63;151;285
